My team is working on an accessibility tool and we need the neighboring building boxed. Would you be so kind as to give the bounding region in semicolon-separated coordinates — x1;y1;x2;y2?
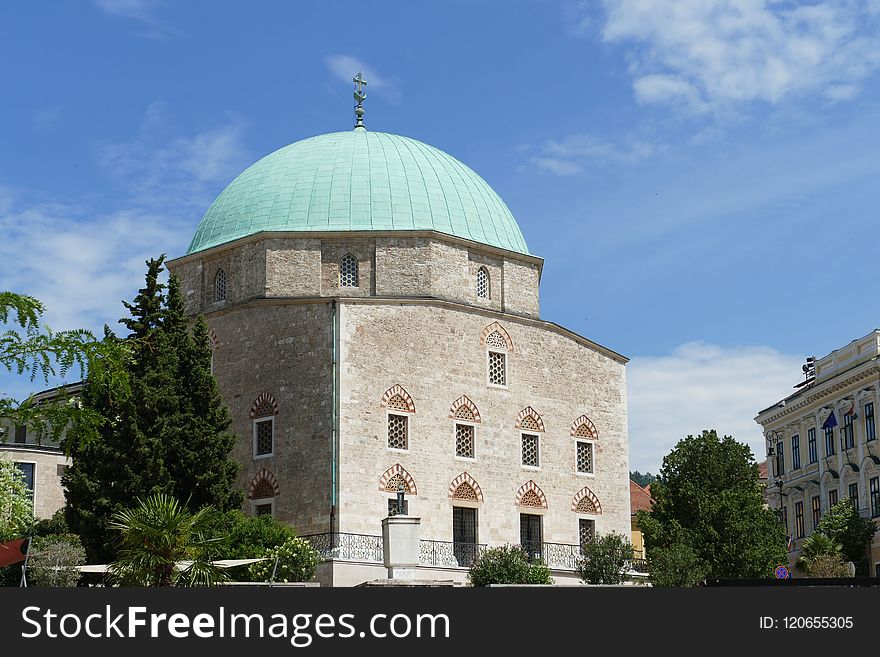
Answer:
755;330;880;576
0;384;76;520
166;83;632;585
629;479;653;561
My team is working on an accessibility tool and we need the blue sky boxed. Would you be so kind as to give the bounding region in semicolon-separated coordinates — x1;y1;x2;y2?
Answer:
2;0;879;472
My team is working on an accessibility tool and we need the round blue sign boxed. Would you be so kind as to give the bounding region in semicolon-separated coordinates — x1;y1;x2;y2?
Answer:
774;565;790;579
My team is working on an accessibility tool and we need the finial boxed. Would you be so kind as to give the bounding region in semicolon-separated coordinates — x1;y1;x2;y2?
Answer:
353;72;367;129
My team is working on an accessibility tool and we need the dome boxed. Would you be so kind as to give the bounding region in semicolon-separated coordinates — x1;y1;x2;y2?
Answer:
186;129;529;255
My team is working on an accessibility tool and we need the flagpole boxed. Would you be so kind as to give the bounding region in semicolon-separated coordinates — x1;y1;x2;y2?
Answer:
19;535;31;588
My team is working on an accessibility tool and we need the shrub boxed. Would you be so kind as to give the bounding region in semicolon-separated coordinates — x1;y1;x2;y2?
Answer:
467;545;554;587
249;537;321;583
201;509;298;581
647;541;708;587
576;532;634;585
27;535;85;587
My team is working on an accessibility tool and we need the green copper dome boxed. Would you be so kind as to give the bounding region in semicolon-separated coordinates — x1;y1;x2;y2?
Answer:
187;129;529;255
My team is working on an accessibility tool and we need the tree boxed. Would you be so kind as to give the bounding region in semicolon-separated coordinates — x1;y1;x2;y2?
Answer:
467;545;553;587
576;532;634;584
249;538;322;583
200;509;298;581
64;256;243;562
815;500;876;576
638;429;787;581
647;541;708;587
0;460;33;541
27;535;85;587
109;493;224;587
630;471;657;487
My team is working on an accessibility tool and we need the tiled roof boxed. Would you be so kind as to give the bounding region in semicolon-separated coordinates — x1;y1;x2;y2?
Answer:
630;479;654;514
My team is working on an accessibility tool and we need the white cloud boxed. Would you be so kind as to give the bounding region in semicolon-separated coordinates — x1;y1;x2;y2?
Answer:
94;0;181;38
627;342;805;473
531;132;661;175
324;55;402;104
597;0;880;113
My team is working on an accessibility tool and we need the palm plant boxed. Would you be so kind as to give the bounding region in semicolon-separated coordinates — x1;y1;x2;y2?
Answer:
795;532;847;577
109;493;224;586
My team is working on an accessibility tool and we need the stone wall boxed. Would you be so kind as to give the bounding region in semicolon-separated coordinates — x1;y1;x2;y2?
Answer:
336;300;630;547
0;448;70;520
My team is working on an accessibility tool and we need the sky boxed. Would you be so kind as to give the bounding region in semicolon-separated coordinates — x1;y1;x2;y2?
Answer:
2;0;879;473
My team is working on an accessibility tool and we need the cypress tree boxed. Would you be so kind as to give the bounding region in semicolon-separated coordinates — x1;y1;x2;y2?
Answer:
64;256;242;562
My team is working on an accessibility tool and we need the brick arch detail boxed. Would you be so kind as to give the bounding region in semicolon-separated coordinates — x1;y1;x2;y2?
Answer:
449;395;481;423
378;463;418;495
570;415;598;439
249;392;278;418
571;486;603;514
207;327;219;348
247;469;279;500
515;480;548;509
381;384;416;413
447;472;484;502
479;321;513;351
515;406;545;432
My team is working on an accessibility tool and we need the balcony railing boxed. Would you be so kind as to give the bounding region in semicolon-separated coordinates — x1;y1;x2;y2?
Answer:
419;539;485;568
301;532;384;563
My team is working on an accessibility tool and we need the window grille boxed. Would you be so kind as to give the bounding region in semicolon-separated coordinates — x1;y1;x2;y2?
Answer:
579;519;595;552
455;424;475;458
522;434;539;467
340;254;359;287
476;267;489;299
254;503;273;516
453;482;478;501
488;351;506;386
485;330;507;349
388;414;408;450
215;269;226;302
254;419;273;456
577;441;593;474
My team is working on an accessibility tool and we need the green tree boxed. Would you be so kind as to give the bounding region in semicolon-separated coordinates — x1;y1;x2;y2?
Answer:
647;540;709;587
109;493;223;587
64;256;243;562
467;545;554;587
0;460;33;541
576;532;634;584
200;509;297;581
815;500;876;576
638;429;787;580
249;538;322;583
630;471;657;487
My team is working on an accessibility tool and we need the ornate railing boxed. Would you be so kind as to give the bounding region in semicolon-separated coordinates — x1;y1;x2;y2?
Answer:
520;541;584;569
301;533;384;563
419;540;485;568
630;558;649;574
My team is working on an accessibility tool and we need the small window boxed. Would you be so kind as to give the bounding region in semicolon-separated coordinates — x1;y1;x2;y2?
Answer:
871;477;880;518
791;435;801;470
488;351;506;386
520;513;543;562
807;428;817;464
795;501;804;538
340;253;359;287
578;518;595;553
811;495;821;529
848;482;859;510
254;502;273;516
775;441;785;475
576;441;593;474
866;403;876;441
455;423;475;459
388;414;409;450
476;267;489;299
14;425;27;444
522;433;539;468
254;418;274;457
843;413;855;450
215;268;227;302
829;489;838;509
824;426;835;456
15;462;35;507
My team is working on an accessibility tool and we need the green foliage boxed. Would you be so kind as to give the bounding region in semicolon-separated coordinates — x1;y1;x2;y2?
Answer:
64;256;242;562
248;537;321;583
641;429;787;580
200;509;297;581
1;291;130;447
27;535;85;587
31;509;70;538
630;471;657;487
0;460;34;541
467;545;554;587
576;532;634;584
645;540;708;587
815;500;876;576
109;493;224;587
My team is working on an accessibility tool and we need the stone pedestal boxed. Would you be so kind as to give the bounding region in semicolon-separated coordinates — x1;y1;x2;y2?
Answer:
381;515;421;580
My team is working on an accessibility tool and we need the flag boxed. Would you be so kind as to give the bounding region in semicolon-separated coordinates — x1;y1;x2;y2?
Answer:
845;401;855;416
822;411;837;430
0;538;29;567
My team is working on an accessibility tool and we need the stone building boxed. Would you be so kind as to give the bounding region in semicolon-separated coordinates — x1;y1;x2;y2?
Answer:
755;330;880;576
167;91;631;585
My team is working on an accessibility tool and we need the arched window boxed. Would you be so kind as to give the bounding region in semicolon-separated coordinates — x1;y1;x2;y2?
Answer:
476;267;490;299
450;396;480;460
214;268;226;302
481;322;512;388
339;253;359;287
248;469;279;516
249;393;278;459
381;385;415;451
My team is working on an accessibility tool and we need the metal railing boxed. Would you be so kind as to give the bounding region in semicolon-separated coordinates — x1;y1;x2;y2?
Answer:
301;532;384;563
419;539;485;568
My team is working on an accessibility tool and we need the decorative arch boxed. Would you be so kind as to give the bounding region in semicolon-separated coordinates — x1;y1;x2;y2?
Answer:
249;392;278;419
449;395;481;423
247;469;279;500
515;480;548;509
515;406;545;432
207;327;219;349
860;454;880;469
571;486;603;514
381;384;415;413
571;415;598;439
480;321;513;351
378;463;417;495
214;268;227;302
339;253;359;287
448;472;484;503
